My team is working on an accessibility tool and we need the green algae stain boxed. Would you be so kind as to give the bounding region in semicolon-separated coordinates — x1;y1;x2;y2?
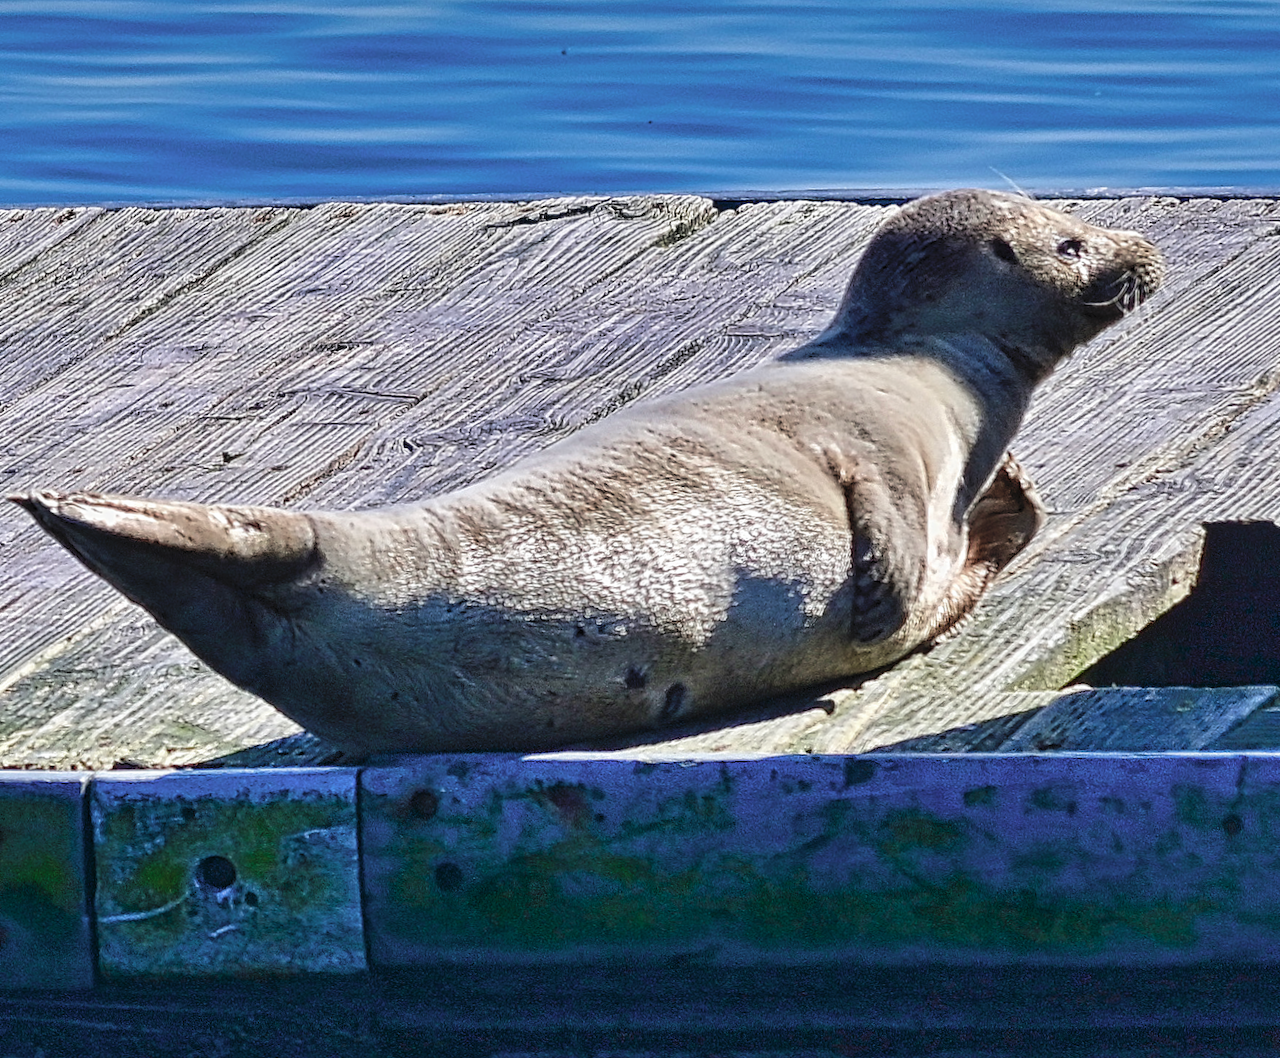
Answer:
463;850;706;946
614;787;735;841
0;800;80;909
389;835;1218;957
1027;786;1078;814
385;836;451;911
95;788;364;975
99;794;350;923
126;855;187;913
963;785;997;808
0;797;85;946
1011;847;1066;874
1128;899;1209;947
1173;784;1212;828
877;808;964;855
1099;796;1126;815
373;780;1228;960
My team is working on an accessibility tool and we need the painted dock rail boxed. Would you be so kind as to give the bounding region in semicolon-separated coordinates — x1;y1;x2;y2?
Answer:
8;749;1280;992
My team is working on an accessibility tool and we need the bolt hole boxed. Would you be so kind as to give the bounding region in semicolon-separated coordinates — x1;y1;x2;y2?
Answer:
196;855;237;891
408;789;439;821
434;862;464;892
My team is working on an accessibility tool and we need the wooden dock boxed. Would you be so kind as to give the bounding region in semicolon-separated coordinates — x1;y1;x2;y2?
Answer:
3;191;1280;1051
2;192;1279;767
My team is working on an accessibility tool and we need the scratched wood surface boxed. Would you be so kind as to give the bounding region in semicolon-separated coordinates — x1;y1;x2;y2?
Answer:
0;194;1278;768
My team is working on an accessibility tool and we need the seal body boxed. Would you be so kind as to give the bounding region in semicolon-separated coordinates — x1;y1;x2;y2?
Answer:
13;190;1165;753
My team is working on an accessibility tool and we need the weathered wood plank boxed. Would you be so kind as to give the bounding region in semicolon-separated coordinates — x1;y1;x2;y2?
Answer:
0;197;727;766
0;205;302;691
0;609;300;770
0;772;92;988
2;194;1279;766
996;686;1279;752
362;753;1280;967
303;198;888;505
0;206;103;284
1016;198;1280;512
91;768;364;976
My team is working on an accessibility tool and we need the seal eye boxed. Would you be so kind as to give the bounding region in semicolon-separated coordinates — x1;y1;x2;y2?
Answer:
989;238;1017;264
1057;238;1085;259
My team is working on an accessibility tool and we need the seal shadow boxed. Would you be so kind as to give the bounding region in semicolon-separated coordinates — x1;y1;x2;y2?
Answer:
553;674;878;755
191;731;355;769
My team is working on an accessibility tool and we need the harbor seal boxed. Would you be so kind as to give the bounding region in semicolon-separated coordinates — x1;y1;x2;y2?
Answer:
12;190;1164;753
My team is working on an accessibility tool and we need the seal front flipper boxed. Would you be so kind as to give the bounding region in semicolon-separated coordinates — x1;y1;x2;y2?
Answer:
10;490;317;687
927;452;1046;639
818;447;925;644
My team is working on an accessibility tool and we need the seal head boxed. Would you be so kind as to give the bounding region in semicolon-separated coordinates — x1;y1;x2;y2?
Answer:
823;189;1165;378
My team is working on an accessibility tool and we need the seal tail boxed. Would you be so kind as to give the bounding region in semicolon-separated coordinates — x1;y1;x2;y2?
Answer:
10;490;318;683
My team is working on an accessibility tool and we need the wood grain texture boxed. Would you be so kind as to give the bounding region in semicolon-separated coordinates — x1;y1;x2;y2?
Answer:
2;194;1278;767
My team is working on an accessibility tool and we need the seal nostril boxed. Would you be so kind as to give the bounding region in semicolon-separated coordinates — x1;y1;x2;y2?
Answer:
196;855;237;891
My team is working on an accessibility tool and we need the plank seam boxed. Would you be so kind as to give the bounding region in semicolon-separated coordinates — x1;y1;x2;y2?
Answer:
0;208;105;290
1013;359;1280;569
99;211;296;344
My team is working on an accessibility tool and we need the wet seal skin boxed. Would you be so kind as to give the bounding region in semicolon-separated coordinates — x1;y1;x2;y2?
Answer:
13;190;1164;753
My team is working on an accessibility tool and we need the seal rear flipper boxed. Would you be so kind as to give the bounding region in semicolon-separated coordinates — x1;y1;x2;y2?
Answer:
10;490;317;687
926;452;1046;639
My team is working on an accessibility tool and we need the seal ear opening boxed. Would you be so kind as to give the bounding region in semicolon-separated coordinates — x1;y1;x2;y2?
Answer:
989;237;1018;264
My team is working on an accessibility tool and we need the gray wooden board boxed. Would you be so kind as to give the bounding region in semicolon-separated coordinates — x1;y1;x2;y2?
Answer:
1;195;1279;767
362;752;1280;967
91;768;364;977
0;772;92;989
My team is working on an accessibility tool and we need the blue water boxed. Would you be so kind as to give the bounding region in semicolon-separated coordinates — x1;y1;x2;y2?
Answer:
2;0;1278;206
